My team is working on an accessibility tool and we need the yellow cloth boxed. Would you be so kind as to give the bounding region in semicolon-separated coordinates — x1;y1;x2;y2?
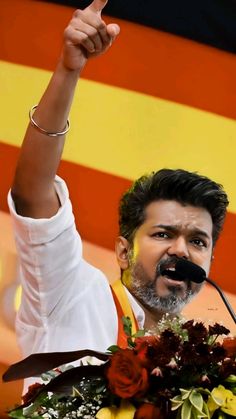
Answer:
111;279;137;335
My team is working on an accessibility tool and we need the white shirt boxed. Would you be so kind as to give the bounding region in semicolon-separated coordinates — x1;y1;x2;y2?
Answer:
8;177;145;390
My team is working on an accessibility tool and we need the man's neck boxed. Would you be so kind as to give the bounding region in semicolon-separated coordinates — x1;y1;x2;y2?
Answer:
130;293;178;331
128;295;169;331
142;304;165;331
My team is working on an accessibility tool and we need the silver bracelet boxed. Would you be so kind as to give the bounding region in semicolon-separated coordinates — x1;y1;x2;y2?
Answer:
29;105;70;137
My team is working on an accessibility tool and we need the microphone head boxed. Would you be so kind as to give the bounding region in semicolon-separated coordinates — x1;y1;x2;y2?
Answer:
175;259;206;284
160;259;206;284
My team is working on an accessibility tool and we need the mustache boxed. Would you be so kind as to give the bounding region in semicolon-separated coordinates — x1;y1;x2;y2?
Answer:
156;256;183;278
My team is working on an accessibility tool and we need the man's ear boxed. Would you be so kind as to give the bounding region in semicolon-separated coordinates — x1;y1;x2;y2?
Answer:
115;236;130;270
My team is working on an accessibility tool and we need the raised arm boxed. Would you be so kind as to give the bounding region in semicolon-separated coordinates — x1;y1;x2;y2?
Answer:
11;0;120;219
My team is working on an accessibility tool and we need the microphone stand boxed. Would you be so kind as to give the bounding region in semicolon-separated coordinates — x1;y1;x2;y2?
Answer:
205;277;236;324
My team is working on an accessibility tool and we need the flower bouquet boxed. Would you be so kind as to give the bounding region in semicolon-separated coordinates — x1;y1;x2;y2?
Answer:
3;316;236;419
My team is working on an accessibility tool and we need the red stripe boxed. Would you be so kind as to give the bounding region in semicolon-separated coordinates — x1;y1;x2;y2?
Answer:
0;0;235;119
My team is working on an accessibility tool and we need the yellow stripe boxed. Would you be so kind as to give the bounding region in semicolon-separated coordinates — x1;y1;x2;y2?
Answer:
111;279;137;335
1;61;236;212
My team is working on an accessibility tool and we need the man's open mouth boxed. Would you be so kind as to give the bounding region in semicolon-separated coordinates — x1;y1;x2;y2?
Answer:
160;266;186;282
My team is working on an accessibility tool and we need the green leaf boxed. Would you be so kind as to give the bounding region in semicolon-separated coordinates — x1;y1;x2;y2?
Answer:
225;375;236;384
71;386;83;397
191;408;205;419
132;330;146;338
189;390;204;412
181;399;192;419
21;403;39;417
8;392;48;417
170;394;184;411
202;401;210;419
8;409;25;418
180;388;192;400
197;388;211;396
95;382;106;394
191;406;208;419
127;337;135;348
171;395;183;402
107;345;120;353
122;316;132;337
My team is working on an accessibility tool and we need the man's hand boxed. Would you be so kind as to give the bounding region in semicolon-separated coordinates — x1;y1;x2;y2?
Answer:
62;0;120;71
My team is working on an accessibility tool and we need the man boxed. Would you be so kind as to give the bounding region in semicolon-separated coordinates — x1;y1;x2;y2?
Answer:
9;0;228;373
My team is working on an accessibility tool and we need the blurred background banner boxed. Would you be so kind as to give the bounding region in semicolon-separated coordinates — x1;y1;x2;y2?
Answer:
0;0;236;414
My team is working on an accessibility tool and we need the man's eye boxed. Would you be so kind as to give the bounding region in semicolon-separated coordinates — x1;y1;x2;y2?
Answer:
191;238;206;248
151;232;170;238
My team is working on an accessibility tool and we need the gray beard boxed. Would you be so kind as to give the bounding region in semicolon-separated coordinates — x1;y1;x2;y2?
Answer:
128;261;200;315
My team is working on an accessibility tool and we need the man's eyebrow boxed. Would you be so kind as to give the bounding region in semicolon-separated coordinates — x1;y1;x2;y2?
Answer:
152;224;211;239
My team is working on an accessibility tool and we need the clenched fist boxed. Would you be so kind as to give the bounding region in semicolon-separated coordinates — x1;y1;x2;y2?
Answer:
62;0;120;71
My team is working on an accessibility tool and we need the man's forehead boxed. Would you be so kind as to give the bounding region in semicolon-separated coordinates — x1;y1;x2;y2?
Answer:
143;200;213;232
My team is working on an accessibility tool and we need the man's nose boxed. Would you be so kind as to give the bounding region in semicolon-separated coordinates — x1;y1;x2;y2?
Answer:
167;237;189;259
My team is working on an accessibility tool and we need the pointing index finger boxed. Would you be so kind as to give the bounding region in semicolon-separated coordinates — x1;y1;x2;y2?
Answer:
89;0;108;13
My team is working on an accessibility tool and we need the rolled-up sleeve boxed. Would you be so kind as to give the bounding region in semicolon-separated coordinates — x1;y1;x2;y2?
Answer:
8;176;83;325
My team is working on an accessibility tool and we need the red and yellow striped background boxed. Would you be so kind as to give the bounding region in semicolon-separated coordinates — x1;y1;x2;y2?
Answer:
0;0;236;411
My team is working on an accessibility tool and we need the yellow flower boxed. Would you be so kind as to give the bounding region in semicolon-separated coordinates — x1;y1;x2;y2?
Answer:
96;400;136;419
207;385;236;417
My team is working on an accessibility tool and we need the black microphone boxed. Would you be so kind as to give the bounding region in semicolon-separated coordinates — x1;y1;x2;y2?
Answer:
161;259;236;324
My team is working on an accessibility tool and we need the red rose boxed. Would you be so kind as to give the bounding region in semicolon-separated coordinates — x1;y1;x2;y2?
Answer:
134;403;165;419
135;336;159;368
106;348;149;398
223;337;236;358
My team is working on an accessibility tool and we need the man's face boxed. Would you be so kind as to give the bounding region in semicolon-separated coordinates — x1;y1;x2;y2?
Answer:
122;200;213;315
